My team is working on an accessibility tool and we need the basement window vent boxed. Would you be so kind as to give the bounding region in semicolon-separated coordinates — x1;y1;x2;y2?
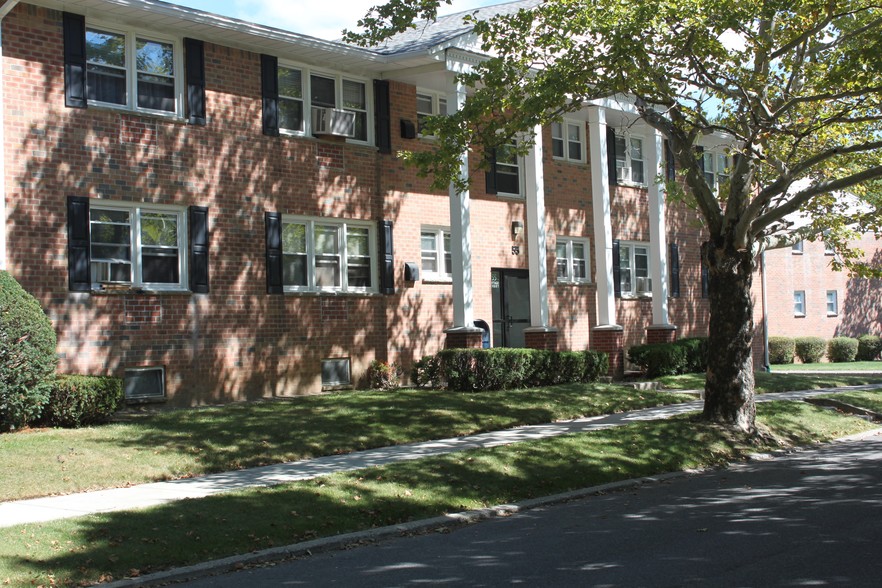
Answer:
321;358;351;388
124;367;165;401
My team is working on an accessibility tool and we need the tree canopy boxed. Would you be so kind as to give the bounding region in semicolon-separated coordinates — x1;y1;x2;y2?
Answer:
347;0;882;273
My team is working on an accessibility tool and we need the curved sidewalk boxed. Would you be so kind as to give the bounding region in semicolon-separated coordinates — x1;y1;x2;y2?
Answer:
2;385;879;529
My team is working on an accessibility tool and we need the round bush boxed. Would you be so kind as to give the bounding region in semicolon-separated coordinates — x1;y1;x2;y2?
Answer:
768;336;795;364
42;375;123;428
794;337;826;364
857;335;882;361
0;271;57;431
827;337;859;363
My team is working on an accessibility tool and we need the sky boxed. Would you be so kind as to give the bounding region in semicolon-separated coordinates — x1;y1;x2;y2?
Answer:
167;0;501;40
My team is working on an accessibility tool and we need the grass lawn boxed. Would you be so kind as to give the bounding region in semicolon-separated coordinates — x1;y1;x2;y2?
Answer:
0;383;691;501
656;371;882;393
770;361;882;372
817;390;882;414
1;398;877;588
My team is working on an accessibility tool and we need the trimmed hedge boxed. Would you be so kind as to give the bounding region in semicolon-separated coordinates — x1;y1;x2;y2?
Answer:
857;335;882;361
420;348;608;391
795;337;826;364
768;336;795;364
41;375;124;428
627;337;708;378
827;337;859;363
0;271;57;431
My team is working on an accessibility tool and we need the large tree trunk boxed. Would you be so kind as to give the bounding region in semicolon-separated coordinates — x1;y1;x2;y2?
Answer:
702;240;757;433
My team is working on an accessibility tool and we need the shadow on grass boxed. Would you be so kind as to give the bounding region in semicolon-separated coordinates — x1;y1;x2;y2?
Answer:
6;402;871;587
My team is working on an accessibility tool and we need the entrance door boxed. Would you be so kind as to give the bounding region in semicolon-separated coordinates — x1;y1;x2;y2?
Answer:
491;269;531;347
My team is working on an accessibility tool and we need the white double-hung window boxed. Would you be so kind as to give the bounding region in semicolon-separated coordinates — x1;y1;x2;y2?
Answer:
496;140;523;196
416;90;448;136
551;120;585;163
619;241;651;295
85;26;180;115
702;150;731;192
614;134;645;185
420;227;452;279
280;217;376;292
90;203;187;289
556;237;590;283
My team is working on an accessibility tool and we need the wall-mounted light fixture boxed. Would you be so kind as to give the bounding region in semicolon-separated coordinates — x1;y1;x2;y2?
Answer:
511;221;524;240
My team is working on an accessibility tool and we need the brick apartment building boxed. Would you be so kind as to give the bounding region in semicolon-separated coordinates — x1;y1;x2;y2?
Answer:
0;0;876;405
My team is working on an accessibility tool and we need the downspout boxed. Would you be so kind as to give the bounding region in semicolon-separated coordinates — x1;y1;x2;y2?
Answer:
0;0;22;271
760;251;770;372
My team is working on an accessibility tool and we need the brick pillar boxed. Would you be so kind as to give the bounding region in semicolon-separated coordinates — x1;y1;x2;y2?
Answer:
591;325;624;378
445;327;484;349
646;324;678;345
524;327;559;351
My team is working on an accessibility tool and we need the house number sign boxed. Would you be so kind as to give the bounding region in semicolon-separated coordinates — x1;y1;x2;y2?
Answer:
511;246;521;256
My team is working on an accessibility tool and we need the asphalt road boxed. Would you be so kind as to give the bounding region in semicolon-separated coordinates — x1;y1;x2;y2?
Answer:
180;433;882;587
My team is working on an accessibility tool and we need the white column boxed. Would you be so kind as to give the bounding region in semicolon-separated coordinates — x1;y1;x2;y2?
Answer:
447;78;474;328
524;125;550;328
647;128;670;325
587;107;618;326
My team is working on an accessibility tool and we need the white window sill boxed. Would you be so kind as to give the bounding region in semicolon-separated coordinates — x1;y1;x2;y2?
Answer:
92;286;190;295
616;181;648;189
620;293;653;300
551;157;586;166
794;313;806;318
282;289;383;297
556;280;593;286
422;276;453;284
496;193;525;200
87;101;185;124
827;313;839;317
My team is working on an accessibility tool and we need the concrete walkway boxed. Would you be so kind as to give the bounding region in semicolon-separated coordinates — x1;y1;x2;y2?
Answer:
2;385;880;529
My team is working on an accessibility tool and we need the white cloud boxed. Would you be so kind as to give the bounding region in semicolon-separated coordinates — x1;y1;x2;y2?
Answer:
172;0;499;40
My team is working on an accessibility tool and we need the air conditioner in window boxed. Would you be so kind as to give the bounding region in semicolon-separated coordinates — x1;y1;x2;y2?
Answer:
616;166;632;183
311;107;356;137
636;277;652;294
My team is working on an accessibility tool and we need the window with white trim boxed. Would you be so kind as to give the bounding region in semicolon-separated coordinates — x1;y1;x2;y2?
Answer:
619;241;651;296
420;227;452;280
86;25;181;115
496;140;523;196
416;90;447;136
794;290;806;316
702;150;731;192
273;63;370;141
551;120;585;163
90;203;187;290
614;134;645;185
556;237;590;283
826;290;838;315
280;217;376;292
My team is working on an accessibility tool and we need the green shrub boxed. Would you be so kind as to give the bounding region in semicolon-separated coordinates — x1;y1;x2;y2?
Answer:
627;343;687;378
41;375;123;428
794;337;826;363
0;271;57;431
827;337;859;363
431;348;608;391
364;360;402;390
856;335;882;361
411;355;442;388
675;337;708;373
768;336;795;364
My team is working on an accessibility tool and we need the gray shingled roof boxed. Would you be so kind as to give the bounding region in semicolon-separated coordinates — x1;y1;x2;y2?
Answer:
366;0;542;55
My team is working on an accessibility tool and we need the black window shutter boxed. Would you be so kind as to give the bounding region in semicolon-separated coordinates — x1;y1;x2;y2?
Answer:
612;239;622;298
484;149;498;195
63;12;87;109
265;212;283;294
379;220;395;294
67;196;91;291
669;242;680;298
696;145;705;172
606;126;618;187
701;260;709;298
188;206;210;293
260;54;279;137
184;38;206;126
374;80;391;154
664;139;676;181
